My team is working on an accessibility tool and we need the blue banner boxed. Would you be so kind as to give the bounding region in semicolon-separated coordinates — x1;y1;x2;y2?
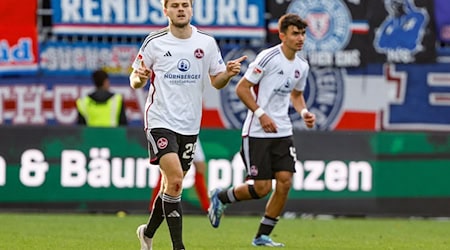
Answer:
386;63;450;130
266;0;437;66
40;42;139;76
50;0;265;38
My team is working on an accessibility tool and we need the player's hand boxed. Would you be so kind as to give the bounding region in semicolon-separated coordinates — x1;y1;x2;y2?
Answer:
131;60;152;89
226;55;247;77
135;60;151;80
303;111;315;129
259;114;278;133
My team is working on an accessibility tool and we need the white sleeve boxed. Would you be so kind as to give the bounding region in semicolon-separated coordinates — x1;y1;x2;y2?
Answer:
208;41;226;76
243;52;267;84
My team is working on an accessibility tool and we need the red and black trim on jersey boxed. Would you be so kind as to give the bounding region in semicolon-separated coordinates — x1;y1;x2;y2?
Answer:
257;47;280;68
142;27;169;49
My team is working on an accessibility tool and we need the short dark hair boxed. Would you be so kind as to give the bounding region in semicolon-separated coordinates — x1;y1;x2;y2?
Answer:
278;13;308;34
161;0;193;8
92;69;108;88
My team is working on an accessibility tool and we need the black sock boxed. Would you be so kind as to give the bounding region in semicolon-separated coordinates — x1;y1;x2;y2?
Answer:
145;194;164;238
162;193;185;250
256;215;278;238
218;187;238;204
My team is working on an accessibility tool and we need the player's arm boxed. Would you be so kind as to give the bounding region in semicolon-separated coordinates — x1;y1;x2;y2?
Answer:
209;71;232;90
210;55;247;89
236;77;278;133
129;61;151;89
235;77;259;113
291;89;315;128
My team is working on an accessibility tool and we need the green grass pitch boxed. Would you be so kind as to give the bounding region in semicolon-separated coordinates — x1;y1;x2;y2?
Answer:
1;212;450;249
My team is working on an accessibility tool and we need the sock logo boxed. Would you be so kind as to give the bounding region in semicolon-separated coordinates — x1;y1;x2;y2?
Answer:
167;210;181;217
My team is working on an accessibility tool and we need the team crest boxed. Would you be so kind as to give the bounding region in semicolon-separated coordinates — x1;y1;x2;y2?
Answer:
157;137;168;149
194;49;204;59
307;13;330;39
287;0;352;51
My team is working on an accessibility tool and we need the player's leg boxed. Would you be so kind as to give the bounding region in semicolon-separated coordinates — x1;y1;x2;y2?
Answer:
253;137;295;247
265;171;292;219
193;161;210;212
191;140;210;212
144;173;166;240
137;130;173;250
160;132;197;250
148;174;162;212
208;137;272;228
252;171;292;247
137;174;167;250
223;137;273;202
137;129;184;250
160;152;185;250
144;130;179;240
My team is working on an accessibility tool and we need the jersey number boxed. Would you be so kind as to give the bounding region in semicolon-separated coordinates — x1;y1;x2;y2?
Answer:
182;142;196;160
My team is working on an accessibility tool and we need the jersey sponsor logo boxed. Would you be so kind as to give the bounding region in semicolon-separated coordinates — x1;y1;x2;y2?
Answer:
177;59;190;72
274;78;292;96
287;0;352;52
163;57;200;84
157;137;168;150
194;49;204;59
220;48;344;130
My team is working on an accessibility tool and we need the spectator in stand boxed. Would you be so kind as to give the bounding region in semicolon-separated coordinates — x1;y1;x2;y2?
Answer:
76;69;127;127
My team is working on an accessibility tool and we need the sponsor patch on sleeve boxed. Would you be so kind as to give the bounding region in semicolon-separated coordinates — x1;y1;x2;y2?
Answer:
252;66;263;79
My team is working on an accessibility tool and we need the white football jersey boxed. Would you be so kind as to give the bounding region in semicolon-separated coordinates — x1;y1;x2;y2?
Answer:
241;44;310;138
133;26;226;135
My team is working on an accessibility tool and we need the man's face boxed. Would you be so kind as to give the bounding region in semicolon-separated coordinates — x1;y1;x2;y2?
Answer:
164;0;193;28
280;25;306;52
